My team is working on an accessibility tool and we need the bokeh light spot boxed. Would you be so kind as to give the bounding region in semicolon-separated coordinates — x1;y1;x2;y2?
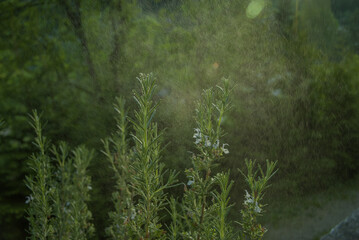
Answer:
246;0;266;19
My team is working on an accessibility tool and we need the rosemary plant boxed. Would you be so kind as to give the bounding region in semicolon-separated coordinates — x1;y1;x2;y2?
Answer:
52;144;95;240
25;111;95;240
52;142;72;239
25;74;277;240
69;146;95;239
238;159;277;240
104;97;133;239
167;197;181;240
25;110;54;240
178;78;233;240
105;73;177;240
169;79;277;240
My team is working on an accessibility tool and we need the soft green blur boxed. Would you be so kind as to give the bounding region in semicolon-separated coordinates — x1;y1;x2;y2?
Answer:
1;0;359;239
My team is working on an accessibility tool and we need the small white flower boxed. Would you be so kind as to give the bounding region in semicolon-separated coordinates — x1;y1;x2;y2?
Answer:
244;190;254;205
87;185;92;190
187;179;195;186
221;143;229;154
63;202;71;213
193;128;202;145
25;195;33;204
254;202;262;213
204;135;211;147
213;139;219;149
245;190;251;199
244;190;261;213
131;208;136;220
193;128;201;139
187;180;195;186
244;197;254;205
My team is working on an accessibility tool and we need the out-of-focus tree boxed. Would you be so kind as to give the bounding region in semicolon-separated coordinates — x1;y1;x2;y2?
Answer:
0;1;138;238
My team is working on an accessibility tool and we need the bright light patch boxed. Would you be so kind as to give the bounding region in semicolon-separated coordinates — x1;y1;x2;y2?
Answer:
246;0;266;19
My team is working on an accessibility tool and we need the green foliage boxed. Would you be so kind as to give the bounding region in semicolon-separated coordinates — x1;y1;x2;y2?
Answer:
298;0;339;52
102;75;276;239
103;97;132;239
179;78;233;240
238;160;277;240
25;111;54;240
1;0;359;239
52;143;95;240
70;147;96;239
308;59;359;178
25;111;94;240
126;74;178;239
212;172;234;240
104;73;178;239
52;143;73;239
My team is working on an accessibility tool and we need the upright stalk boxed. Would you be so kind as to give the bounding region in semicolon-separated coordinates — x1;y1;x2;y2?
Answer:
25;110;53;240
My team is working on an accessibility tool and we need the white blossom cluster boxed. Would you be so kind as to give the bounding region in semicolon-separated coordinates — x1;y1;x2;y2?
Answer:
244;190;261;213
193;128;229;154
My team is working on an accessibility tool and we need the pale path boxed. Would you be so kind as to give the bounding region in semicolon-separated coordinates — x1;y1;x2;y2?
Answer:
264;189;359;240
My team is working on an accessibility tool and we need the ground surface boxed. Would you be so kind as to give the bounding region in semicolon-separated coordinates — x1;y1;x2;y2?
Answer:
263;179;359;240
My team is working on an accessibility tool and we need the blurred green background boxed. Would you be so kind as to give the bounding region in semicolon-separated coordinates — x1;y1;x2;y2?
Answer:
1;0;359;239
